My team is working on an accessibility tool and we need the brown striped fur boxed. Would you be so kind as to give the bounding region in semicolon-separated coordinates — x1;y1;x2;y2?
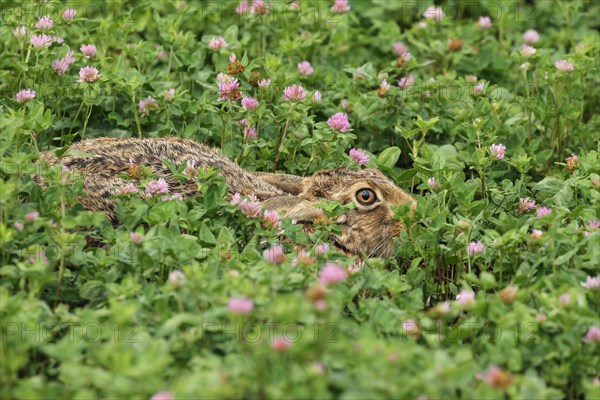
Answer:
37;137;415;257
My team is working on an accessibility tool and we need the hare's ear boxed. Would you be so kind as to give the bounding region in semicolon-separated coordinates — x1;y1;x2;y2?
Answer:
262;197;323;222
253;172;305;195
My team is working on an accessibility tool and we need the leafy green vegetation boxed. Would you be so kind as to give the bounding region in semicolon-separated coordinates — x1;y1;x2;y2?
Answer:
1;1;599;398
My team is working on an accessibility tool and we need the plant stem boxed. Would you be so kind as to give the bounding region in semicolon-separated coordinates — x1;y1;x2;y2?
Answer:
523;69;532;145
480;171;487;199
580;73;585;124
67;100;85;140
54;241;66;308
166;106;173;134
499;250;503;285
475;129;487;199
303;151;316;177
167;46;173;77
81;105;93;140
54;191;67;307
274;115;291;169
528;111;532;146
238;136;248;164
220;115;226;148
132;93;142;138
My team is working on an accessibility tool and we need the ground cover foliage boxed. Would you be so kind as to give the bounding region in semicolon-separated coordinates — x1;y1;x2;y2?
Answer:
1;1;599;399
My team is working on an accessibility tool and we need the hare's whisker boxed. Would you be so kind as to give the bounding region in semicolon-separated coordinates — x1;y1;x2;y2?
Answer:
368;234;391;258
368;238;384;258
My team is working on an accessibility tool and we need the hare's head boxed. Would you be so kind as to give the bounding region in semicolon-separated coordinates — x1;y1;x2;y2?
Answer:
260;168;415;258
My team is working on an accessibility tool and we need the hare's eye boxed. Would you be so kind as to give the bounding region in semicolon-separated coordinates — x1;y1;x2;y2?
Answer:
356;188;377;206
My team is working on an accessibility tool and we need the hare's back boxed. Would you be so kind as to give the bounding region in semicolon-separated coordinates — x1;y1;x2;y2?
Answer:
44;137;230;173
38;137;288;203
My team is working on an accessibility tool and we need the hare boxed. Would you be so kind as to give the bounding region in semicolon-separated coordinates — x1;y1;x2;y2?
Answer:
37;137;415;258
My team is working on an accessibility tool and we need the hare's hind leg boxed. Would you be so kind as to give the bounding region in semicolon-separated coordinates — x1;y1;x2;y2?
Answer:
251;171;305;195
76;175;131;223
